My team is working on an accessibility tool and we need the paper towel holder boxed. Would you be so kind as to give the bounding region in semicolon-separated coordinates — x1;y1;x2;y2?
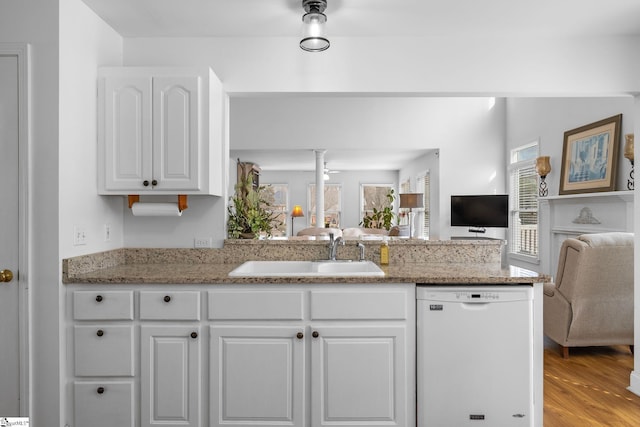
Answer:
128;195;188;212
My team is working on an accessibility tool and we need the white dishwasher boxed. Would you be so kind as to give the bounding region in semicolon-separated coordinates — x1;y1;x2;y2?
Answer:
417;285;534;427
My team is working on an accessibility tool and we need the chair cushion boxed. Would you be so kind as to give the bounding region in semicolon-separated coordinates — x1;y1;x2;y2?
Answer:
578;232;634;247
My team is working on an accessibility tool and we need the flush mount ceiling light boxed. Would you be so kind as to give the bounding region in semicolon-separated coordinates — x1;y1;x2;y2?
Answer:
300;0;329;52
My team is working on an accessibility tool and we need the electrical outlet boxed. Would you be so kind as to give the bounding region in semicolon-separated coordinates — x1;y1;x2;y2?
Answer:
194;237;212;248
104;224;111;241
73;226;87;246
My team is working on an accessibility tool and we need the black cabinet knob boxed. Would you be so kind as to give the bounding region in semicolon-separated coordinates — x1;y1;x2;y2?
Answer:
191;332;198;339
312;331;319;338
151;179;158;186
143;180;150;186
95;295;103;302
96;329;104;337
97;386;105;394
296;332;304;339
163;295;171;303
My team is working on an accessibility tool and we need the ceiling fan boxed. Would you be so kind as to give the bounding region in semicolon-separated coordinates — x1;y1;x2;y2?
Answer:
323;162;340;180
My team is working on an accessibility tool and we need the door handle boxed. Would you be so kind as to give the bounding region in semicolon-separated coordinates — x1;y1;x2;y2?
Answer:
0;269;13;283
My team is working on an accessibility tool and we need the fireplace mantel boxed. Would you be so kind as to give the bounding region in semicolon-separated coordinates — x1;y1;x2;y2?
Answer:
539;190;634;277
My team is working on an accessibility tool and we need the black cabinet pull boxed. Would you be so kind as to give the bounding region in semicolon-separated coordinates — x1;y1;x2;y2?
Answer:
163;295;171;303
191;332;198;339
143;180;150;186
97;386;105;394
151;179;158;186
312;331;319;338
296;332;304;339
95;295;103;302
96;329;104;337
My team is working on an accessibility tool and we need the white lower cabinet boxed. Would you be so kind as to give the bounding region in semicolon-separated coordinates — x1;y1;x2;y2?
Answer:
208;285;415;427
68;284;415;427
140;326;201;427
210;326;305;426
312;326;407;426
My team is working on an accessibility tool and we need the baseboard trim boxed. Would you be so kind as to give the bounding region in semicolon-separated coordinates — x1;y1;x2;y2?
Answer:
628;370;640;396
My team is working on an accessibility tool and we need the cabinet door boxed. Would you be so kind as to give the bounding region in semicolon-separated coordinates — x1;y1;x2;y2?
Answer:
141;326;201;427
102;76;153;192
153;76;201;191
311;326;407;427
210;326;305;427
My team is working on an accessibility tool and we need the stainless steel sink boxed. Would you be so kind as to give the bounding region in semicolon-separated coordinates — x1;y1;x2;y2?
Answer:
228;260;384;277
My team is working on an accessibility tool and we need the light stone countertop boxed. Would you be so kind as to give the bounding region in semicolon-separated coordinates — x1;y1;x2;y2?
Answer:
63;256;546;285
62;241;548;285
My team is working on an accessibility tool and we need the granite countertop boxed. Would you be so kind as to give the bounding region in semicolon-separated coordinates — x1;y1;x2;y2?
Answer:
63;261;546;285
62;243;549;285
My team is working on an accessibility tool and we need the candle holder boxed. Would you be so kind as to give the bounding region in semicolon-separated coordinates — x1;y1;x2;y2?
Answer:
624;134;634;190
535;156;551;197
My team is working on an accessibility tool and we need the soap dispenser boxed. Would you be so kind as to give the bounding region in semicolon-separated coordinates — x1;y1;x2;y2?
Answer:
380;241;389;265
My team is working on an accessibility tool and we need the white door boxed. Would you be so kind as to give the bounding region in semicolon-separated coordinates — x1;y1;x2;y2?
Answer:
311;326;407;427
153;76;201;191
102;75;153;192
140;326;201;427
209;325;305;427
0;53;20;415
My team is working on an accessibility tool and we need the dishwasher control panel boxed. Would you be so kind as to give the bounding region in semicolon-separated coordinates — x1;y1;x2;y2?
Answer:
416;285;532;303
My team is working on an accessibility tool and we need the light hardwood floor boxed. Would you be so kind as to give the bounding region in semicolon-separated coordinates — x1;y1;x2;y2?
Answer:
544;340;640;426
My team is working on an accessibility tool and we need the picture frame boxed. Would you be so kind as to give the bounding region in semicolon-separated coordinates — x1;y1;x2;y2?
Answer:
559;114;622;195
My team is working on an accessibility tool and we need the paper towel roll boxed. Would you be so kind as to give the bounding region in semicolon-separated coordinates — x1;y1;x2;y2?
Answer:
131;202;183;217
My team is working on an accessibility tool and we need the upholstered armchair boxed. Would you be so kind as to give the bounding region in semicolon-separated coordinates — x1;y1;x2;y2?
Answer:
544;232;634;358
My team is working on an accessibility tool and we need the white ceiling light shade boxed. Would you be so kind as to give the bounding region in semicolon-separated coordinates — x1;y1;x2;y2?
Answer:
300;0;329;52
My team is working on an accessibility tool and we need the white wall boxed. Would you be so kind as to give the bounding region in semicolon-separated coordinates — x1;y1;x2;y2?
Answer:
505;97;636;271
122;36;640;95
59;0;123;259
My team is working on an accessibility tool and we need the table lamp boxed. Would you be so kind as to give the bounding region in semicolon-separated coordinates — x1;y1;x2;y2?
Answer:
290;205;304;236
399;193;424;238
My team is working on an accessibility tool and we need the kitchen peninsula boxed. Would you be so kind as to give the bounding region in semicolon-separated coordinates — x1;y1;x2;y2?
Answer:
62;239;546;427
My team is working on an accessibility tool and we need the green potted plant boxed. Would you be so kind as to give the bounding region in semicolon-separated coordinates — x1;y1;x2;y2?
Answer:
360;188;397;231
227;169;280;239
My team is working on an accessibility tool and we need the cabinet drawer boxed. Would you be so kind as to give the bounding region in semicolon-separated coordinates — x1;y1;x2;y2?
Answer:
74;325;134;376
73;290;134;320
74;381;134;427
139;291;200;320
208;290;304;320
310;290;408;320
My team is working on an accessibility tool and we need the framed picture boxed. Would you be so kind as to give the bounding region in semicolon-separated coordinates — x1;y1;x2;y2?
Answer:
559;114;622;195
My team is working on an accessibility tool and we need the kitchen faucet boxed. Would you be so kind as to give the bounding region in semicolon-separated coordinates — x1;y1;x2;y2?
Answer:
356;242;365;261
328;233;344;261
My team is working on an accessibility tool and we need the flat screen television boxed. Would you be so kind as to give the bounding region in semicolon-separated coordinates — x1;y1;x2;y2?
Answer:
451;195;509;228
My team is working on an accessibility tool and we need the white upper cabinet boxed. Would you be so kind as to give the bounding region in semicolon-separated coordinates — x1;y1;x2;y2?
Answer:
98;67;224;195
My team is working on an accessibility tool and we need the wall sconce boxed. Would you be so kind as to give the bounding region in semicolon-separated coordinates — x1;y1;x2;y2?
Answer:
399;193;424;239
535;156;551;197
300;0;329;52
290;205;304;235
624;134;634;190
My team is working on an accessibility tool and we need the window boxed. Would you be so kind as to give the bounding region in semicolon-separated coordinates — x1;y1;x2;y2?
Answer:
360;184;394;227
509;142;539;258
262;184;288;237
417;173;431;239
308;184;342;228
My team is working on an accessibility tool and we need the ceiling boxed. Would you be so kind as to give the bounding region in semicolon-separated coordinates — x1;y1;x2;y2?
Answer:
82;0;640;38
80;0;640;171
